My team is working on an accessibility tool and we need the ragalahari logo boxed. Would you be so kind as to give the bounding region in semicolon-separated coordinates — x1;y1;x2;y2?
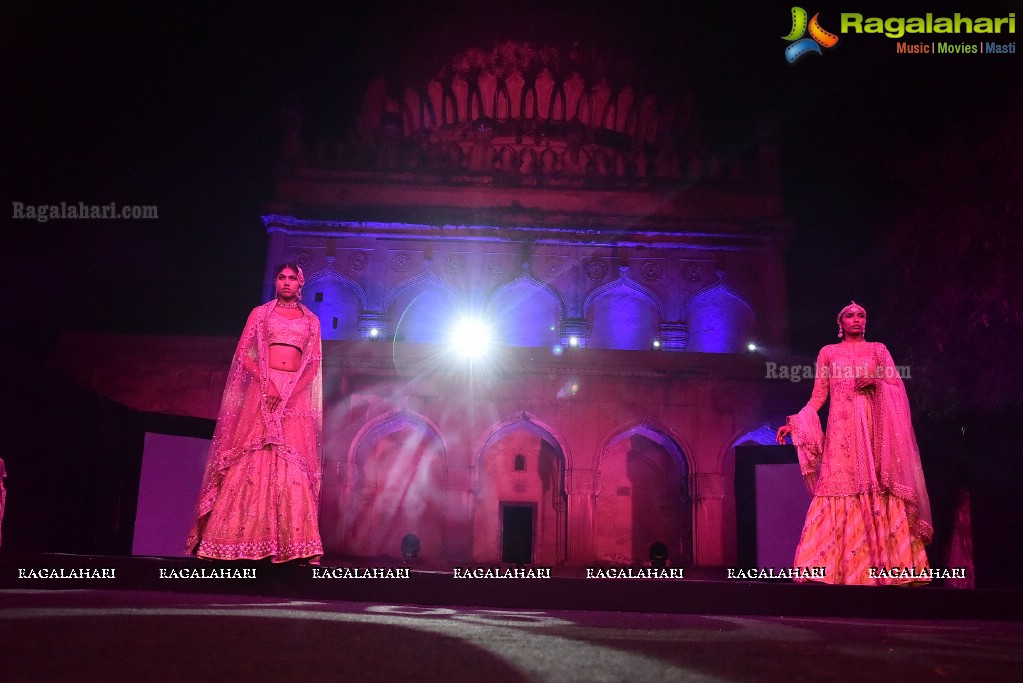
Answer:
783;7;839;63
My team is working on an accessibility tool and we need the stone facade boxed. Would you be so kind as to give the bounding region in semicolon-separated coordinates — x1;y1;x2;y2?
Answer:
55;333;807;567
56;41;802;568
260;41;795;567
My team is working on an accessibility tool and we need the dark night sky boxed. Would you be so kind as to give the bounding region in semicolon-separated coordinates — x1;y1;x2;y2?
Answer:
3;1;1020;356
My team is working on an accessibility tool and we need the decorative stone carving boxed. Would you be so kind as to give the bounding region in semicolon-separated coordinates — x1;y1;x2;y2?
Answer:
392;253;412;273
348;252;368;272
445;254;466;276
586;259;608;281
279;40;785;190
640;261;663;282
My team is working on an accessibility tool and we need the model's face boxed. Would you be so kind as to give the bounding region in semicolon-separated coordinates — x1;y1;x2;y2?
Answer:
840;308;866;337
276;268;301;299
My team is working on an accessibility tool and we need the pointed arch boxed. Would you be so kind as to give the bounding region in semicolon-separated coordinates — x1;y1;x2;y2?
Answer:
584;274;664;350
682;281;756;353
304;266;368;341
344;410;448;561
386;272;462;344
595;421;693;565
472;412;569;565
487;273;565;348
731;422;781;448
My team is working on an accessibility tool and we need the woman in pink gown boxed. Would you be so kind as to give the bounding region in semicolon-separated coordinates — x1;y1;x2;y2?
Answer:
187;263;324;563
777;302;932;584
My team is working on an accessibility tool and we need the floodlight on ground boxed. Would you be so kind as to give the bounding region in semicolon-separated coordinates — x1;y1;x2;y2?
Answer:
649;541;669;569
401;533;421;560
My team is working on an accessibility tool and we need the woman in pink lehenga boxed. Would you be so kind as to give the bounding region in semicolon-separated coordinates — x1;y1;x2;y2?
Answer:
776;302;933;585
187;263;324;564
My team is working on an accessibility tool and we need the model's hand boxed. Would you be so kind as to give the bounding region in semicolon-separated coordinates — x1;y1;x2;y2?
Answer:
854;376;877;392
776;425;792;444
264;382;282;411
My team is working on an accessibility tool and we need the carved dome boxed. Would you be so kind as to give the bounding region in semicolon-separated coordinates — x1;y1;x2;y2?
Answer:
283;40;777;189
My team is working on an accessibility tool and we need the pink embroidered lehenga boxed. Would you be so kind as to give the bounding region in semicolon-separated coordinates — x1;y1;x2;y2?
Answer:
788;341;933;585
186;299;324;563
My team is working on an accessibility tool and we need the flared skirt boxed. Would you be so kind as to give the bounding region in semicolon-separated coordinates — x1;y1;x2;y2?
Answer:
195;445;323;563
794;491;929;585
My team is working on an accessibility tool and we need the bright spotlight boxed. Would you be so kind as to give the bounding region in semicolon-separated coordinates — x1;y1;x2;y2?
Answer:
569;336;579;347
652;339;661;349
369;328;380;338
448;315;494;359
747;342;757;352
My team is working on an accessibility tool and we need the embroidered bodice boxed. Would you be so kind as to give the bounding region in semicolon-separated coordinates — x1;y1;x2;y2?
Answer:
806;341;883;413
266;311;311;349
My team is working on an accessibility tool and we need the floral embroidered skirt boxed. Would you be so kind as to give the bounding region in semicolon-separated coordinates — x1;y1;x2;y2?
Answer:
195;444;323;563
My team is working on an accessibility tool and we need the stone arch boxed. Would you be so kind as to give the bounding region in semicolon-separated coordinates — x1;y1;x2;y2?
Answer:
718;422;785;491
584;273;663;350
496;146;518;175
682;280;756;353
343;411;447;561
731;423;780;449
722;421;802;568
494;78;512;119
595;423;693;565
387;273;462;344
473;414;568;565
488;273;565;348
303;267;367;341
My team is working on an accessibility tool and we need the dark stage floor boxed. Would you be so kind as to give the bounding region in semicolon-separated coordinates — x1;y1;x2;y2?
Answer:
1;552;1020;621
2;553;1022;681
2;587;1022;682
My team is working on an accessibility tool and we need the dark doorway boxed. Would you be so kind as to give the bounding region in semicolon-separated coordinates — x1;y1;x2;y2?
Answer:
501;503;534;564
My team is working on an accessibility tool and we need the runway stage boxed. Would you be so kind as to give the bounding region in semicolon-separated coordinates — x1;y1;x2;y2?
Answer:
1;552;1020;621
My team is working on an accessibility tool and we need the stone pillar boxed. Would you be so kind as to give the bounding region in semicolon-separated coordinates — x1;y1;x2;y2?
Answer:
334;459;360;555
319;459;346;555
560;318;590;349
443;465;474;562
358;311;389;339
565;467;598;565
694;471;726;566
659;322;688;351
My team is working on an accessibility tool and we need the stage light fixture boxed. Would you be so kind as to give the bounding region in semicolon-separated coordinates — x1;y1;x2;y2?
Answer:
568;336;579;347
448;315;494;359
747;342;757;352
369;327;380;338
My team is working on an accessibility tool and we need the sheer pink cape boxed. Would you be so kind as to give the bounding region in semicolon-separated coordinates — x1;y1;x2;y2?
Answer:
186;299;323;556
788;342;933;545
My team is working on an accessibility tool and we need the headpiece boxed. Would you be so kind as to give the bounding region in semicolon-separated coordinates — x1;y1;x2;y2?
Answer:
836;301;866;338
294;265;305;300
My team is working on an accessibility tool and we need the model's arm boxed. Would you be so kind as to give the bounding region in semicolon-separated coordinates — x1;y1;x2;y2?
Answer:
805;347;830;411
777;348;829;443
